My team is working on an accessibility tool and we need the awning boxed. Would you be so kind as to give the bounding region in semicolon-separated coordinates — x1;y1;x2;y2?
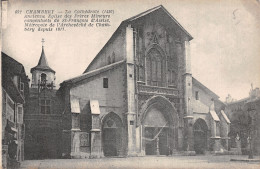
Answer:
71;98;80;113
90;100;101;115
210;110;220;122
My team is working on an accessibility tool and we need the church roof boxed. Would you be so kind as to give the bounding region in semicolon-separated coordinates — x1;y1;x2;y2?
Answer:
62;60;125;86
31;47;55;73
123;5;193;40
192;77;219;99
84;5;193;73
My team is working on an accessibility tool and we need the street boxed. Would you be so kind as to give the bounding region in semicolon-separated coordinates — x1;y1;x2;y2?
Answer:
20;155;260;169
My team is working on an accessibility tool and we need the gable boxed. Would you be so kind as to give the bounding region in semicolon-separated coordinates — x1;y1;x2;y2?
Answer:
84;5;192;73
124;5;192;40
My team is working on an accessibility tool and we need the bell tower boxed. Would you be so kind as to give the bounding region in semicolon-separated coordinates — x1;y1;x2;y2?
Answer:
30;39;56;89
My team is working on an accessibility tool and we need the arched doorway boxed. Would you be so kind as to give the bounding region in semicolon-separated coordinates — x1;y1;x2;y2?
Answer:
140;96;178;156
102;112;123;157
193;118;208;154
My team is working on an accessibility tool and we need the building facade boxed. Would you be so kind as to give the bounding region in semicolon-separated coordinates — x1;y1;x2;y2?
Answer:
59;5;230;158
2;52;29;168
24;44;63;159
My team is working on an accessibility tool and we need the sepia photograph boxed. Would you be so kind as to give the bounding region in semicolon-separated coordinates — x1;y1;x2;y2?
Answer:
1;0;260;168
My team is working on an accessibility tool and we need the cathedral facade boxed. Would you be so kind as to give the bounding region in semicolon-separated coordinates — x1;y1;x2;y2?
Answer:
59;5;230;158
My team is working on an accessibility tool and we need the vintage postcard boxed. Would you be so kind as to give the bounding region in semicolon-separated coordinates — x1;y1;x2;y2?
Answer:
1;0;260;168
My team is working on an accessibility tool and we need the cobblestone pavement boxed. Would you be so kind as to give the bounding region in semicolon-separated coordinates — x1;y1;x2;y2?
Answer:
20;155;260;169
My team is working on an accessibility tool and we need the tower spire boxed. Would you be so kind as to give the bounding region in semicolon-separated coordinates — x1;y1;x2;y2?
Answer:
30;39;55;74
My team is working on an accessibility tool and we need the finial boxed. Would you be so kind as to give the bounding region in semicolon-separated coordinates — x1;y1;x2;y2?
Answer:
41;38;45;47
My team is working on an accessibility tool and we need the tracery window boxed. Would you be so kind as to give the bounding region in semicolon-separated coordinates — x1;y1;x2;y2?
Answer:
146;48;165;87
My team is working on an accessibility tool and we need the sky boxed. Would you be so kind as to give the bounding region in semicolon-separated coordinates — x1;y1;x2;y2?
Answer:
2;0;260;101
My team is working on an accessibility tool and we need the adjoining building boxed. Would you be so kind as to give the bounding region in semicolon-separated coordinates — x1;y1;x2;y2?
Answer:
225;87;260;155
58;5;231;158
2;52;29;168
24;43;63;160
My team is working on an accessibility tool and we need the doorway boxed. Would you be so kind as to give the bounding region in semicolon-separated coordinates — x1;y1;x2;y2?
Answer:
144;127;169;155
193;119;208;154
102;112;123;157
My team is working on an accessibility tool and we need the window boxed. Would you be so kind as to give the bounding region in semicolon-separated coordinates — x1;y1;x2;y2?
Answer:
146;48;164;87
13;76;19;87
20;82;24;96
6;96;15;122
152;59;157;82
168;70;176;86
157;60;161;82
195;91;199;100
40;99;51;114
103;78;108;88
108;56;111;64
17;106;23;124
41;73;47;82
146;58;151;85
112;52;116;63
171;71;176;84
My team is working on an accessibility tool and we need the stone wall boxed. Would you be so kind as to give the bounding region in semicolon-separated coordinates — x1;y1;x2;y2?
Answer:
68;63;128;157
24;88;63;159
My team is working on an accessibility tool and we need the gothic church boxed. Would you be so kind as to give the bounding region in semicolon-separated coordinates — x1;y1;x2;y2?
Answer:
58;5;230;158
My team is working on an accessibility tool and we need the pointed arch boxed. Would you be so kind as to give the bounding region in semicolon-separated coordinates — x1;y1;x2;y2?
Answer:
139;95;179;155
193;118;208;154
101;112;123;128
139;95;178;126
145;44;167;58
101;112;123;157
145;45;166;87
